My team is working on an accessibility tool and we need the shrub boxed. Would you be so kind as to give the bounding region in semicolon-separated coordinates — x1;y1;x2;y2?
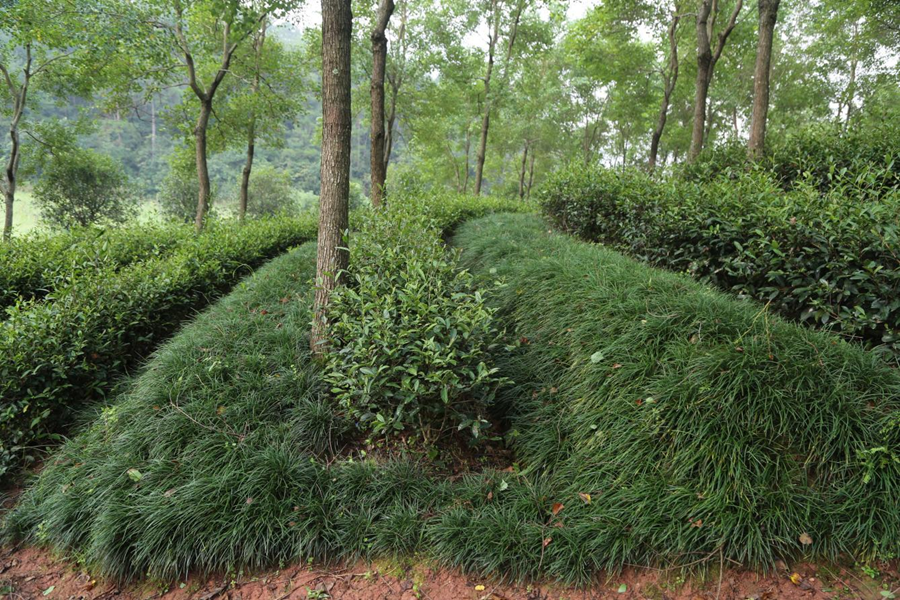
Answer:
0;223;193;314
453;213;900;577
242;166;300;217
158;165;215;222
34;149;136;229
324;203;505;441
539;163;900;362
0;215;317;478
681;123;900;197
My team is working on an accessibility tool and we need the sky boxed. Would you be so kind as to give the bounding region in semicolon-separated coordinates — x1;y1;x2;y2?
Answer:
292;0;596;31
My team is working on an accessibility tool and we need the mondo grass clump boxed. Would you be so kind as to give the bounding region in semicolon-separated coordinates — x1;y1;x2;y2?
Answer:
8;207;899;587
2;243;454;579
449;213;900;579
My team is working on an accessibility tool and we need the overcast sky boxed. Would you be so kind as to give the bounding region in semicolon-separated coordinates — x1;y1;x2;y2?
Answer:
292;0;596;32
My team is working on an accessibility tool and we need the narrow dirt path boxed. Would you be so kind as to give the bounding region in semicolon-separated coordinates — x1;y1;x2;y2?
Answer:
2;544;895;600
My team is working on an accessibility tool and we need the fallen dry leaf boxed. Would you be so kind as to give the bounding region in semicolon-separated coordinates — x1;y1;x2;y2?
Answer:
578;492;592;504
551;502;564;516
799;532;813;545
789;572;803;585
542;537;552;548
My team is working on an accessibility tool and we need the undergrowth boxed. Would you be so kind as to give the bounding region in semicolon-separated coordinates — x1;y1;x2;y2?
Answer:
6;209;899;586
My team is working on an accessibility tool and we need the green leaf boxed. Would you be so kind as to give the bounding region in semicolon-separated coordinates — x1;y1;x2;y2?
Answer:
617;584;627;594
590;351;604;363
126;468;142;482
43;585;55;596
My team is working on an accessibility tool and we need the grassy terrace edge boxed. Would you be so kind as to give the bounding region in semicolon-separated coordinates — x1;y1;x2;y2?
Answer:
3;211;899;586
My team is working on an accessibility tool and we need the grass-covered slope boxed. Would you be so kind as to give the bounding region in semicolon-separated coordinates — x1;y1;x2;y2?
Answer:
451;213;900;579
6;211;900;586
2;242;455;581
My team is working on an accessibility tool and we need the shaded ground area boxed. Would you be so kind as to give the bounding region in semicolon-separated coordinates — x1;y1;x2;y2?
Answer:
1;545;897;600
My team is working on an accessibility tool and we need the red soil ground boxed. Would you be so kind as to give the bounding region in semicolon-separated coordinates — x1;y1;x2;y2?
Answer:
1;544;897;600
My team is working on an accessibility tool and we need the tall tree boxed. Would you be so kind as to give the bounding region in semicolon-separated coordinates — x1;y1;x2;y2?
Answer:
311;0;352;354
688;0;743;162
370;0;394;207
473;0;525;195
747;0;780;158
238;18;268;221
649;9;682;171
0;0;113;240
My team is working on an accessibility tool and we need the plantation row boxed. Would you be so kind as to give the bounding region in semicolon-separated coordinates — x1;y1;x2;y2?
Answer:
0;216;318;478
5;205;899;583
0;195;525;481
540;127;900;362
0;223;195;313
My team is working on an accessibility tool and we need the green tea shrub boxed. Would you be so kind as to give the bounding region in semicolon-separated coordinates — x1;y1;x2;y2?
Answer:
539;163;900;361
0;223;193;314
324;201;505;440
0;215;317;478
681;123;900;197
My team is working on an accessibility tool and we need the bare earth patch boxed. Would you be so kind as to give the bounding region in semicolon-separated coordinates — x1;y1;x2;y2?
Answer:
1;545;897;600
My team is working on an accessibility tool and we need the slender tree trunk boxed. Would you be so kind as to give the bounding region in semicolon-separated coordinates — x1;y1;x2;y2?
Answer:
474;0;523;195
473;1;499;196
688;0;743;162
747;0;780;158
370;0;394;207
239;21;267;222
311;0;352;354
150;97;157;159
526;151;535;199
518;141;529;199
239;120;255;222
843;20;859;127
463;129;471;193
384;83;398;170
193;101;213;233
689;0;714;162
3;86;27;241
649;14;681;171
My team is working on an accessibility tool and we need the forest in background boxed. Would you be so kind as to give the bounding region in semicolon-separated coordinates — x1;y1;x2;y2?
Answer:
3;0;898;234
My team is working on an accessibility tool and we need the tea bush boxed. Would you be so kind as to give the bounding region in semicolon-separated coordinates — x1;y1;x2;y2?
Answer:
324;202;505;440
680;122;900;196
0;215;317;478
539;163;900;361
0;223;194;314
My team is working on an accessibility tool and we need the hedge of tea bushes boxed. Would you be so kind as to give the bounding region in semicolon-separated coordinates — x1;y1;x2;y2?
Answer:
0;215;317;478
0;223;194;314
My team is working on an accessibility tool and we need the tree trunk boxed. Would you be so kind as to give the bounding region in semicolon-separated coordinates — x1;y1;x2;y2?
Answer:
193;100;213;233
239;120;255;222
370;0;394;208
463;128;471;193
688;0;743;162
311;0;352;354
649;13;680;171
518;141;529;199
473;2;498;197
2;91;26;241
526;151;535;199
150;97;157;159
843;20;859;126
689;0;714;162
747;0;780;158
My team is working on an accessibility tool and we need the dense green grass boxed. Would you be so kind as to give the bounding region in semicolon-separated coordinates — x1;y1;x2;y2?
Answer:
453;213;900;577
6;211;899;586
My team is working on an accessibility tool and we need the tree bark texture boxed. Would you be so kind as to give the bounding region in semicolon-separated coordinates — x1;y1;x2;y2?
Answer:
311;0;352;354
649;13;680;171
370;0;394;207
747;0;780;158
